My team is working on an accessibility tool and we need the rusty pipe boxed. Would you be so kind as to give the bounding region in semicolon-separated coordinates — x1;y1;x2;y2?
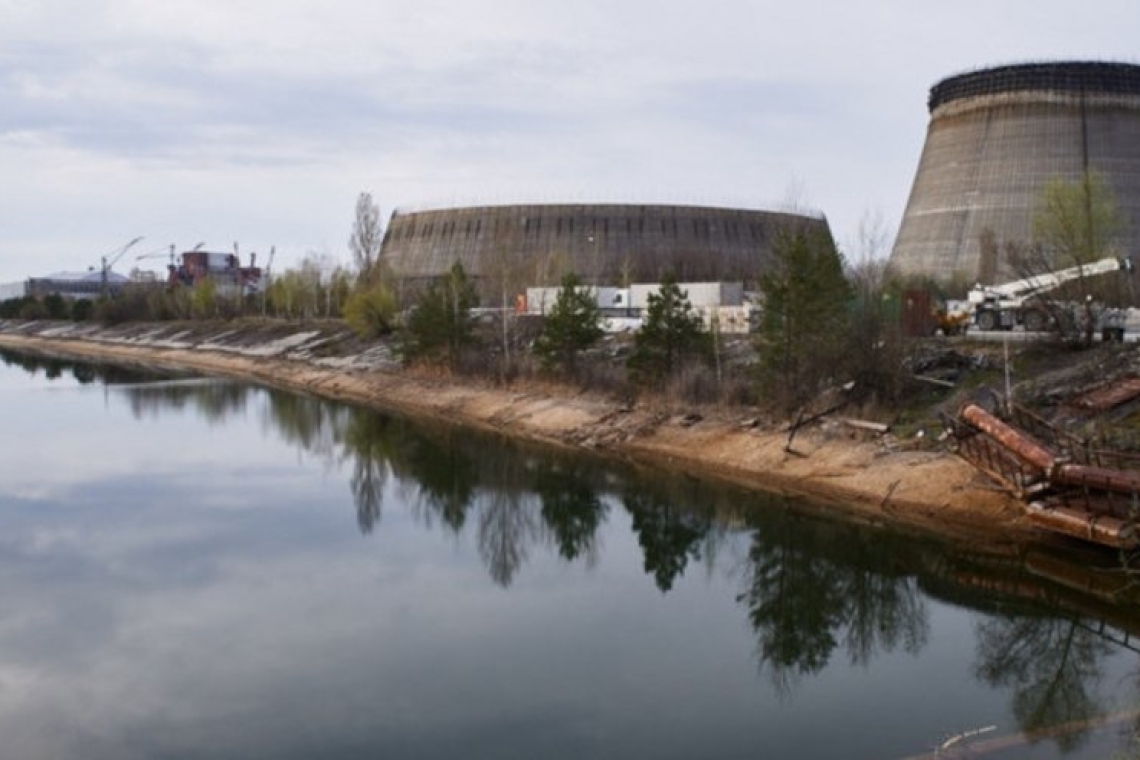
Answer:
959;404;1057;471
1026;502;1138;549
1053;463;1140;496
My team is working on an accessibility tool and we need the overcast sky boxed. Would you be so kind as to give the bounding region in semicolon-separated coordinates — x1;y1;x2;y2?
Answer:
1;0;1138;283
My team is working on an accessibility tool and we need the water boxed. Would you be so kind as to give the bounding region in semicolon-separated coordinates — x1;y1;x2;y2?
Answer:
2;348;1140;759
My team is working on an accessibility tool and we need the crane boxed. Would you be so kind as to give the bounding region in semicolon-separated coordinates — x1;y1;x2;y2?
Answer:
967;256;1134;331
100;236;144;297
261;246;275;317
134;244;176;266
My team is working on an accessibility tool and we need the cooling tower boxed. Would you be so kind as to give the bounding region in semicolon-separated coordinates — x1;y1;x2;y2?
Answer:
890;61;1140;284
379;203;831;298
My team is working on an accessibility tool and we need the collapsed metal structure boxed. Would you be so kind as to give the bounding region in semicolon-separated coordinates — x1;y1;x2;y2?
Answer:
948;402;1140;549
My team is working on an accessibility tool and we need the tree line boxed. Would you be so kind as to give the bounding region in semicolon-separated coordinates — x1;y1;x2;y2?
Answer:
5;173;1127;417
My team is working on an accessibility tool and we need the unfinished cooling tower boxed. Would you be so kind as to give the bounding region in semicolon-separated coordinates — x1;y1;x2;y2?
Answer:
890;61;1140;284
379;203;831;298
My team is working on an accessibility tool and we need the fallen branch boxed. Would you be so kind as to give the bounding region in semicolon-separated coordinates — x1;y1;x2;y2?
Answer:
914;374;956;389
881;479;901;508
838;417;890;434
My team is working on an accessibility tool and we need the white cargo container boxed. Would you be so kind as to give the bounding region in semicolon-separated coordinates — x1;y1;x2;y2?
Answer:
525;285;632;315
629;281;743;310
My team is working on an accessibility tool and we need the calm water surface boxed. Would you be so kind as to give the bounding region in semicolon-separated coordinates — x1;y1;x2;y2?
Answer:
3;350;1140;759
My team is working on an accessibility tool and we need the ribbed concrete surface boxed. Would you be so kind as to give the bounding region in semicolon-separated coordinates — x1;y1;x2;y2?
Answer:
380;204;830;295
891;62;1140;284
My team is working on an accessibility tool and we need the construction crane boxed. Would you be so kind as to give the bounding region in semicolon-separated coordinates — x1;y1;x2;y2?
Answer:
967;256;1134;331
134;244;176;266
100;236;144;297
261;246;275;317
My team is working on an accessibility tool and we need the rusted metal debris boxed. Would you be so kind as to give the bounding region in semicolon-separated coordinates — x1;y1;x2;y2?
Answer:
1067;375;1140;414
1026;502;1137;549
950;402;1140;549
960;404;1056;472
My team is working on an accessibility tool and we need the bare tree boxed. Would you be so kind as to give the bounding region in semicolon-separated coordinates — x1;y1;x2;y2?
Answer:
1033;171;1127;269
349;192;384;283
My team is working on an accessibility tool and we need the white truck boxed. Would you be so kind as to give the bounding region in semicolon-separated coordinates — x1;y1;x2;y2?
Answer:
967;256;1133;332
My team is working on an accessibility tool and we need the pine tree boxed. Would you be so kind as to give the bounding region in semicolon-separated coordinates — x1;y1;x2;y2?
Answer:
533;273;604;373
754;226;852;411
404;261;480;366
627;272;711;381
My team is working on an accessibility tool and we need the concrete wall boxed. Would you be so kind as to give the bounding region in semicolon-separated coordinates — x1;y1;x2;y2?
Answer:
891;62;1140;285
381;203;830;300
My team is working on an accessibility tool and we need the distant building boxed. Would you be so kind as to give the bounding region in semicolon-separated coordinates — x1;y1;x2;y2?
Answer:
168;251;262;295
25;270;132;299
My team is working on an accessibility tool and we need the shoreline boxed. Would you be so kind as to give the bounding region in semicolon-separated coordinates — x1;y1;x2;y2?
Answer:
0;320;1031;549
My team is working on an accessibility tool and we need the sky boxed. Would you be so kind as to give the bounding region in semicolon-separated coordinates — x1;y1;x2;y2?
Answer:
1;0;1138;284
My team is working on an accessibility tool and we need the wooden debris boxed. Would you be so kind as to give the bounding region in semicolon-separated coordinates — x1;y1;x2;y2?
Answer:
838;417;890;434
913;374;957;389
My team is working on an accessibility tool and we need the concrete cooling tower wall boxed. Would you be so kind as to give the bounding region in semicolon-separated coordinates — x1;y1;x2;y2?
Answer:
379;204;830;298
890;62;1140;284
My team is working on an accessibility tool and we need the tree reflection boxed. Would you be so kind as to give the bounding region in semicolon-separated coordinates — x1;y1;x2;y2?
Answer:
21;343;1130;700
0;349;167;386
394;426;476;533
341;410;397;533
126;382;249;422
974;615;1112;752
741;524;844;689
534;464;607;562
623;487;712;592
738;511;928;694
478;489;541;587
264;390;345;459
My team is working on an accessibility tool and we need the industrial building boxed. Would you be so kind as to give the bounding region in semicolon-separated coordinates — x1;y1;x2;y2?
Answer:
524;281;753;333
25;270;132;299
890;61;1140;284
379;203;830;300
167;250;263;295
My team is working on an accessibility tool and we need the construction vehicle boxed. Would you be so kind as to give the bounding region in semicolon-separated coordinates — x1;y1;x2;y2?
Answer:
967;255;1133;331
932;301;971;336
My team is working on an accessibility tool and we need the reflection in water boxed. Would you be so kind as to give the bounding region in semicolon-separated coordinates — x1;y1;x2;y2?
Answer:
342;411;392;533
975;615;1112;752
738;511;929;693
624;486;712;592
7;349;1140;753
534;463;607;563
0;347;174;386
127;381;250;422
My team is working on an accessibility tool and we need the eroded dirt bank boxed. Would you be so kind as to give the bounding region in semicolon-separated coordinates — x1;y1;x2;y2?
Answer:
0;320;1029;547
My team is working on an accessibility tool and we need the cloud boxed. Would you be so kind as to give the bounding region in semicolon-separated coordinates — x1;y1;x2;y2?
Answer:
1;0;1139;280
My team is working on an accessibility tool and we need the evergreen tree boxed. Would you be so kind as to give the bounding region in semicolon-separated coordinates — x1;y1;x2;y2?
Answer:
627;272;711;381
404;260;479;366
533;273;604;373
754;226;852;411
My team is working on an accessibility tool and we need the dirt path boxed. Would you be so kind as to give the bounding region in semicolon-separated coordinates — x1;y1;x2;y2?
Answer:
0;323;1031;547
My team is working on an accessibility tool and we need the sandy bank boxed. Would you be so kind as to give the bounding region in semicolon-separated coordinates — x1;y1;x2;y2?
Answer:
0;321;1029;547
